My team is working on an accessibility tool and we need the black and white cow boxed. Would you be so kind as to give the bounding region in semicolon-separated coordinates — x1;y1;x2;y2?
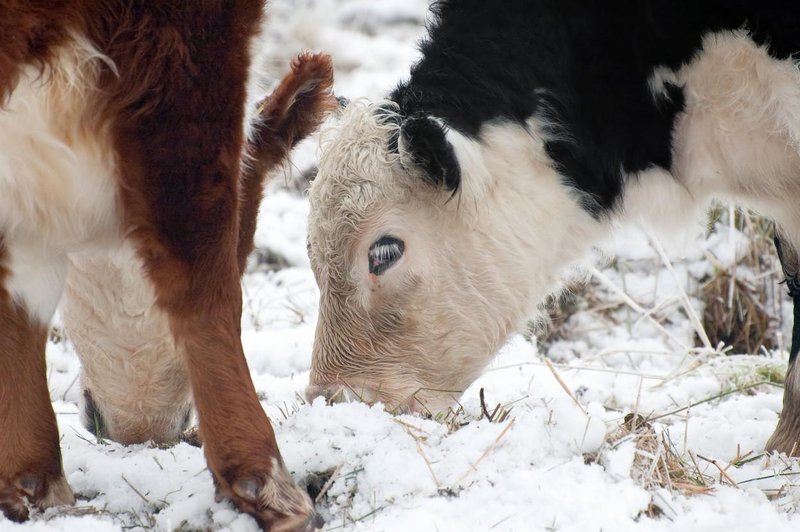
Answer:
306;0;800;455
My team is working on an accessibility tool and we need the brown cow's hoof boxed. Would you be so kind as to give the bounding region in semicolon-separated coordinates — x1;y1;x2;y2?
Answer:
0;474;75;522
214;458;318;532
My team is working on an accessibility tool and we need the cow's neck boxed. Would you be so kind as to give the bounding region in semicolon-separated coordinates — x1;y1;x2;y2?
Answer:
444;119;609;334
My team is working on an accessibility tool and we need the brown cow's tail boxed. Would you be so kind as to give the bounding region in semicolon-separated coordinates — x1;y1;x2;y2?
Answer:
238;52;337;273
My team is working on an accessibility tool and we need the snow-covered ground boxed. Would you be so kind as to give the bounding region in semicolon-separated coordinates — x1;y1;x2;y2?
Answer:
7;1;800;531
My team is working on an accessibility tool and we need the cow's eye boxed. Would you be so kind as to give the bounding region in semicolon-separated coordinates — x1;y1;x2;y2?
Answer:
368;236;405;275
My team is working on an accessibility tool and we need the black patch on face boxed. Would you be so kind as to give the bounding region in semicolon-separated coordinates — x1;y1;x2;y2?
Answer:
368;236;405;275
376;104;402;154
389;0;800;217
400;116;461;191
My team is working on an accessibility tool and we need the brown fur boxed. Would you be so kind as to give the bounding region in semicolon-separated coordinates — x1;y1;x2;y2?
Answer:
0;1;83;102
86;3;288;523
0;2;333;529
0;241;74;522
238;53;337;272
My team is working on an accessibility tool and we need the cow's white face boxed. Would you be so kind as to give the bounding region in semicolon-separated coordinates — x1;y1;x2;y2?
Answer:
307;101;602;414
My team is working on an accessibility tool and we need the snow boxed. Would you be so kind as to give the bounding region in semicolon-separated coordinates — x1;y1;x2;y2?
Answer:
6;1;800;531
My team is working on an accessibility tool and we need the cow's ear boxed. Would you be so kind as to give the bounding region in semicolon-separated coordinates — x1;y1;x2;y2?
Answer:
398;116;461;191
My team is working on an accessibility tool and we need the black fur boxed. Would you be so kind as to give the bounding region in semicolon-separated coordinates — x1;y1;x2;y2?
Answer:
400;116;461;190
774;231;800;365
389;0;800;216
82;389;107;438
376;103;402;154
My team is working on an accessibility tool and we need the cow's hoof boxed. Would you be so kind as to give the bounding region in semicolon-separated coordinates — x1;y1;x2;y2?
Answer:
766;362;800;457
215;458;319;532
0;474;75;522
766;422;800;457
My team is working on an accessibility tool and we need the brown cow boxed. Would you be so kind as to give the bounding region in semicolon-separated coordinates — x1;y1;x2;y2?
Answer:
0;2;334;530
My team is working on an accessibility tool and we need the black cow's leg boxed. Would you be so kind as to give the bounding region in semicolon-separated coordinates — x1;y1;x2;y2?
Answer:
766;225;800;456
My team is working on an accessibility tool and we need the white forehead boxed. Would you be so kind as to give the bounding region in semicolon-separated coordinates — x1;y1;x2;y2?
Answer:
313;101;404;197
309;101;410;242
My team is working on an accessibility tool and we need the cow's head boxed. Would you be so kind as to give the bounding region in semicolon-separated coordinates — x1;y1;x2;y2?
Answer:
306;101;599;414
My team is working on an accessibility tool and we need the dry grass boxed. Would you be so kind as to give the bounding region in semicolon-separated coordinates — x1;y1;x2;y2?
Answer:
603;374;793;516
700;271;776;354
529;280;592;347
433;403;472;432
477;388;514;423
757;364;788;385
606;413;714;497
697;207;783;354
534;206;786;358
603;404;800;518
524;203;793;518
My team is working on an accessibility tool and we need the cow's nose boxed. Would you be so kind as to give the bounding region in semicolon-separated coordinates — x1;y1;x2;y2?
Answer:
304;382;378;405
305;383;342;404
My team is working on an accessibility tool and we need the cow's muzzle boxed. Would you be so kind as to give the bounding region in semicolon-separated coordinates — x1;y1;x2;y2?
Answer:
305;382;379;405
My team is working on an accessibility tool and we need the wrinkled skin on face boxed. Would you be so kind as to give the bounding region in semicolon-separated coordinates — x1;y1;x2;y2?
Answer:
306;102;599;414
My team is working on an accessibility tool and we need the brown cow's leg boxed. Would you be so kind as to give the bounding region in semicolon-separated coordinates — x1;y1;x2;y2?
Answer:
766;227;800;456
0;248;75;522
237;52;337;271
95;9;316;528
81;8;335;527
125;236;313;530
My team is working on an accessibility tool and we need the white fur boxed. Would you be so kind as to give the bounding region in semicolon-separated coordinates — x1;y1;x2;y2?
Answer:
620;167;702;241
445;128;494;203
647;65;682;102
243;20;275;144
4;243;68;324
0;37;120;323
627;31;800;242
63;245;192;444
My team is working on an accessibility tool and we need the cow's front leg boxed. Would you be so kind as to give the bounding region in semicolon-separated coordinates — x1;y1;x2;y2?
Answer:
102;8;318;525
128;231;314;530
0;247;75;521
115;123;315;530
766;226;800;456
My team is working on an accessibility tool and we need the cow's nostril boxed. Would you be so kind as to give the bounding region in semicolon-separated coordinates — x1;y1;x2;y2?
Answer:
305;384;343;404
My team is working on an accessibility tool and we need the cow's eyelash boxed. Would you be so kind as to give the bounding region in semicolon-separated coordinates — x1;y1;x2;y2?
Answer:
370;243;402;262
368;236;405;275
